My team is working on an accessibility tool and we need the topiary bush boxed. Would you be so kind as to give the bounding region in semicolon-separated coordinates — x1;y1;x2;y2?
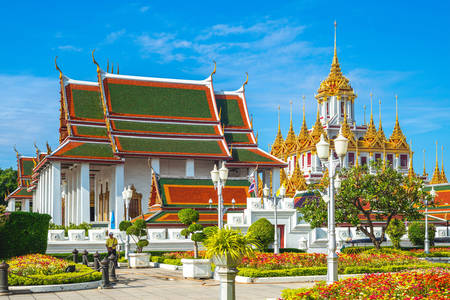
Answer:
0;211;51;259
408;221;436;246
178;208;206;259
125;219;149;253
386;219;406;249
247;218;274;251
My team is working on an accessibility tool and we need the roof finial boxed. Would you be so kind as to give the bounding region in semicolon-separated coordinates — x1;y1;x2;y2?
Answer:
92;49;100;72
250;113;253;129
117;63;119;74
211;60;216;77
441;145;448;183
289;100;293;127
111;63;114;74
256;131;259;143
55;56;63;80
395;94;399;121
333;20;338;65
243;72;249;90
277;105;281;131
107;59;110;73
13;145;19;158
46;141;52;154
436;140;439;168
378;98;382;127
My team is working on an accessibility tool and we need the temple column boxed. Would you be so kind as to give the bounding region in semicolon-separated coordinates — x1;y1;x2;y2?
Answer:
67;169;72;225
151;158;160;175
51;162;62;225
49;165;54;217
79;163;90;224
394;154;399;170
114;164;125;229
369;153;373;173
24;199;30;212
7;199;15;211
72;166;78;224
272;167;280;196
43;167;48;214
76;165;82;224
186;159;195;177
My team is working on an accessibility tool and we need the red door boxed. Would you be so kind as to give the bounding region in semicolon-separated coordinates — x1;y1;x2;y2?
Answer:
277;225;285;248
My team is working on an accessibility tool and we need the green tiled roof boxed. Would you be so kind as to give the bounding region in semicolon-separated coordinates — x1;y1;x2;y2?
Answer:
16;188;33;197
74;126;108;137
231;148;274;163
216;98;245;127
61;143;115;158
22;160;34;176
225;133;252;144
72;89;104;120
117;137;225;155
107;83;212;119
113;120;216;135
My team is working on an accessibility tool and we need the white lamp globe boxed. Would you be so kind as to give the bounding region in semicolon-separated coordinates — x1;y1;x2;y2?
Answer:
334;130;349;158
126;186;133;200
316;134;330;160
334;175;341;189
219;161;229;183
210;164;220;184
263;184;270;197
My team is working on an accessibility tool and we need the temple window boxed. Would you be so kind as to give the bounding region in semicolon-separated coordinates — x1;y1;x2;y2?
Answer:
387;154;394;166
326;102;329;117
400;154;408;168
307;152;311;166
375;153;382;161
348;152;355;166
361;156;367;166
340;101;345;117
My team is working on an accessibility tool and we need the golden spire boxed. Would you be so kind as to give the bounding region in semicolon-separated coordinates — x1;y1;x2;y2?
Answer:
430;141;441;184
339;104;356;146
271;105;286;158
363;92;378;144
280;168;287;186
389;95;407;148
297;95;310;150
408;140;415;179
285;100;297;155
422;149;428;178
377;99;387;142
441;145;448;183
309;102;327;146
316;21;356;102
286;160;307;197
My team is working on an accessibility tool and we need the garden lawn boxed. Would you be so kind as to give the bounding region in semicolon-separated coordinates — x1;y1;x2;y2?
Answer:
281;268;450;299
7;254;101;285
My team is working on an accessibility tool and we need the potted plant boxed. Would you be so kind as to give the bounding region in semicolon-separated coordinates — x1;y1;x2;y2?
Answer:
178;208;211;279
203;227;259;300
120;219;150;268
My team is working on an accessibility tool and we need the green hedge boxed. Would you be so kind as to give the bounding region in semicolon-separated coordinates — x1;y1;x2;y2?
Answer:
237;263;449;278
9;264;101;286
150;256;182;266
0;212;51;259
341;246;450;257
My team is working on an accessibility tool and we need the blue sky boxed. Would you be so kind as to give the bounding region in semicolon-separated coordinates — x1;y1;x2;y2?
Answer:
1;0;449;177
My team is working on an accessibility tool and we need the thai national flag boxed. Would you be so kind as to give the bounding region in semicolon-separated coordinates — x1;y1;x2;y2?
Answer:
248;177;256;194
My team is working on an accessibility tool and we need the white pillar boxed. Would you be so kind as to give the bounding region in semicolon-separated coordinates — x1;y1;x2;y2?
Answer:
51;162;62;225
272;167;280;196
24;199;30;212
80;163;90;224
72;166;78;224
7;199;15;211
32;191;36;212
186;159;195;177
114;164;125;229
76;165;82;224
67;169;72;225
49;165;54;216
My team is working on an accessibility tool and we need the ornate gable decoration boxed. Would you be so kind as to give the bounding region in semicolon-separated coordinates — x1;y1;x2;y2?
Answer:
307;109;328;148
285;161;308;197
296;97;310;152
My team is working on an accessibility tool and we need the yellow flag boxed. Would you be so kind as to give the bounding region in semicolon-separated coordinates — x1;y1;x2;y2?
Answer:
275;183;285;197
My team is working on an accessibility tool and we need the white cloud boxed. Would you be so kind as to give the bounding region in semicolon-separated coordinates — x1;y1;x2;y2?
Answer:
140;6;149;13
57;45;82;52
105;29;126;44
0;74;59;168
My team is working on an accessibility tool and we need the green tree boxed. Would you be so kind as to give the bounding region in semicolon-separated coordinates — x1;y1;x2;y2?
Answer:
298;162;427;249
386;218;406;249
247;218;274;251
124;219;149;253
178;208;206;258
0;167;18;206
408;221;436;246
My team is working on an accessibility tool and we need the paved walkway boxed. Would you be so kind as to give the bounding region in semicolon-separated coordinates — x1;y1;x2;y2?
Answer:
1;268;315;300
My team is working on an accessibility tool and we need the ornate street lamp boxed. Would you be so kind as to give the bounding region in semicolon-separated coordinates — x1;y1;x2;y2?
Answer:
316;131;348;284
427;186;437;254
263;183;285;254
122;185;133;262
211;162;229;228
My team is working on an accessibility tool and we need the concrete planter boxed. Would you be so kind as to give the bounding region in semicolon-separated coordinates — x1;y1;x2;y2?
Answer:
213;254;241;269
129;253;150;268
181;259;212;279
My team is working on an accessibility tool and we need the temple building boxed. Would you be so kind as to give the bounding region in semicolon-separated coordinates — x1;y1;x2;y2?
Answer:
6;55;286;227
5;152;34;212
271;24;416;189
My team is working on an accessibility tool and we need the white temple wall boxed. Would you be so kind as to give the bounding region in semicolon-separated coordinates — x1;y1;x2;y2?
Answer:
124;158;151;215
194;159;215;177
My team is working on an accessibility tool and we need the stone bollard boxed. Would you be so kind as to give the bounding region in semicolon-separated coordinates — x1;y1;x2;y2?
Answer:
0;261;9;295
217;266;237;300
72;248;79;264
82;249;89;266
100;257;110;288
108;254;117;282
93;251;100;271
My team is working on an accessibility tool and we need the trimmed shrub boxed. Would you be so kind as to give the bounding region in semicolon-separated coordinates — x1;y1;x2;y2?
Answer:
408;221;436;246
247;218;274;251
0;211;51;259
386;219;406;249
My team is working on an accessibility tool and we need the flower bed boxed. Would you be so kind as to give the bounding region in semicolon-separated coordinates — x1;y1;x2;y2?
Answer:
7;254;101;286
281;268;450;299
